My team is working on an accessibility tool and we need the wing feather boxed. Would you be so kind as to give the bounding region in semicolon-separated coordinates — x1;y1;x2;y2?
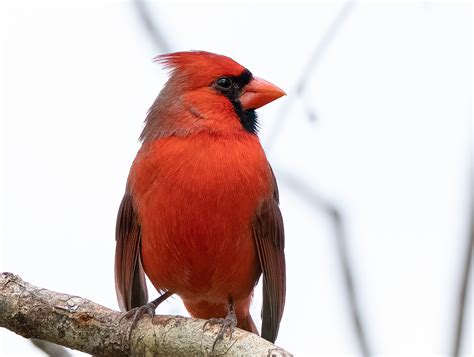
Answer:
253;168;286;342
114;191;148;311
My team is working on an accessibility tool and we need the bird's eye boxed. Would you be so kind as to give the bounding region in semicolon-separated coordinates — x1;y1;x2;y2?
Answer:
215;77;233;90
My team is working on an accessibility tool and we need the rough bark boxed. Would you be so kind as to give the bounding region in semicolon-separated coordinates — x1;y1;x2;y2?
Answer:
0;272;291;356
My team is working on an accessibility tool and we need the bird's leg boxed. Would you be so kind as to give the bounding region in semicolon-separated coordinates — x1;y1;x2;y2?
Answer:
203;297;238;351
121;290;173;338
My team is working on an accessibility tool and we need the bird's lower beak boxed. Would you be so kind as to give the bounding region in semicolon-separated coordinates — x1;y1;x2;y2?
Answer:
239;77;286;110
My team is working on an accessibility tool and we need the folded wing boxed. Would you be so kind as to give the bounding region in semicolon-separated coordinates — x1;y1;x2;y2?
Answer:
114;191;148;311
252;168;286;342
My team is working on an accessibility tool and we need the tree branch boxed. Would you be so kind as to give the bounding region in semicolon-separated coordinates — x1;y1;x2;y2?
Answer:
0;272;291;356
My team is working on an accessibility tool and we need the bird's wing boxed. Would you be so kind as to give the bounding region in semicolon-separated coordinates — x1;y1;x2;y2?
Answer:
252;167;286;343
114;191;148;311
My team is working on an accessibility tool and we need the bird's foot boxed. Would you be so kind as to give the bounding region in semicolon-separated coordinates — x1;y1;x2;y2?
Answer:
120;291;172;339
203;308;237;351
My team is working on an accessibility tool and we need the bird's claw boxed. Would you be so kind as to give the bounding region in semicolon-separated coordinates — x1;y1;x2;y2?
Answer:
203;310;237;351
119;291;172;340
120;301;158;339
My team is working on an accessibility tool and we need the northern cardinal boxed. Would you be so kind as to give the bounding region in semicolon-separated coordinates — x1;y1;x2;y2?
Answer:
115;51;286;343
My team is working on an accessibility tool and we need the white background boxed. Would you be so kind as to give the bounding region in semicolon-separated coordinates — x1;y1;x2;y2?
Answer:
0;1;472;355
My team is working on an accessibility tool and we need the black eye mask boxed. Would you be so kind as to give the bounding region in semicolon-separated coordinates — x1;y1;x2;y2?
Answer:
212;69;258;134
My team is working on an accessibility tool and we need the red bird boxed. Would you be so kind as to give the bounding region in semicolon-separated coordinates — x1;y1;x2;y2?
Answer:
114;51;286;343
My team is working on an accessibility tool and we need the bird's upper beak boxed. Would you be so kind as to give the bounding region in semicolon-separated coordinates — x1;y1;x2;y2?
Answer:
239;77;286;110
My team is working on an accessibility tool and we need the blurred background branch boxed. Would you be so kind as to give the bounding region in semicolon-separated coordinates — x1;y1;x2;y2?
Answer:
30;339;72;357
264;2;371;355
452;141;473;357
133;0;171;53
264;1;356;151
276;169;371;357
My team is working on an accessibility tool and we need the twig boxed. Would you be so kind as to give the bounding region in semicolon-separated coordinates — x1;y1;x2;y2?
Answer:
264;3;372;355
30;339;72;357
132;0;172;53
276;169;371;357
294;1;356;95
265;1;356;151
0;272;291;356
452;138;473;356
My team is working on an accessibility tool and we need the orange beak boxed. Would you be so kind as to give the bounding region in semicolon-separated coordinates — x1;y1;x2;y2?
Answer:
239;77;286;110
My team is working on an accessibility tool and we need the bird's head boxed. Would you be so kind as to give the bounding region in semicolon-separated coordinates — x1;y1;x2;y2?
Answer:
140;51;285;141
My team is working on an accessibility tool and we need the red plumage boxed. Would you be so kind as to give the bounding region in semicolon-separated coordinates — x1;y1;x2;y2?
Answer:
115;51;286;342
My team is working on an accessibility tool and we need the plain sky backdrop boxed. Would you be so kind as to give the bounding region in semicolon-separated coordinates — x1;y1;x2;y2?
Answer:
0;1;472;356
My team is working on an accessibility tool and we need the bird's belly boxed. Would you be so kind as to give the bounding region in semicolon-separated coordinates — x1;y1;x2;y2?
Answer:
140;206;260;302
132;135;271;302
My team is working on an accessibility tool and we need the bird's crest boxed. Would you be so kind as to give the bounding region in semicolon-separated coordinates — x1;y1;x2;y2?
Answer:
154;51;246;80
